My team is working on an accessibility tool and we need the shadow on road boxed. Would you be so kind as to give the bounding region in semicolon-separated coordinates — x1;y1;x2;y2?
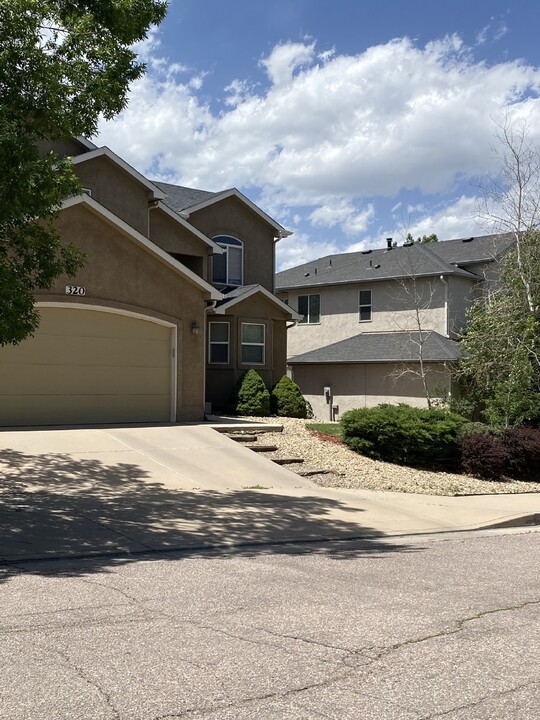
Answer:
0;448;419;580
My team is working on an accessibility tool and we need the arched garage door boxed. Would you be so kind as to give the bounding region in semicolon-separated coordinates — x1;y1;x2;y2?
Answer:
0;305;175;426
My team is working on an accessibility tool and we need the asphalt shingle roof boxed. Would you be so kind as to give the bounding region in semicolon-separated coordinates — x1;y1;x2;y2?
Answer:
154;182;221;213
276;233;514;290
288;331;460;364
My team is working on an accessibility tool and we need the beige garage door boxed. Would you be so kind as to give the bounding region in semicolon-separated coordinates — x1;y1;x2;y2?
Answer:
0;306;174;426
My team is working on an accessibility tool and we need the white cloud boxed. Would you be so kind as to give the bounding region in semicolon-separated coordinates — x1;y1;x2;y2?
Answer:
276;233;340;271
97;30;540;250
403;195;482;240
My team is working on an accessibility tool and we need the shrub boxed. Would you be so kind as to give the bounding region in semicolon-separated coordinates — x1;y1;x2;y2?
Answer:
459;425;540;481
271;376;308;418
459;432;509;480
340;404;465;468
501;426;540;481
227;370;270;416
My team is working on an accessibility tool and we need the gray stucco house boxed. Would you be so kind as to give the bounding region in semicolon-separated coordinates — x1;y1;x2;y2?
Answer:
276;234;514;420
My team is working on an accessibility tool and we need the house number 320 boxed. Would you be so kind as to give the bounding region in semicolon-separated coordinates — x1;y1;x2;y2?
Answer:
65;285;86;296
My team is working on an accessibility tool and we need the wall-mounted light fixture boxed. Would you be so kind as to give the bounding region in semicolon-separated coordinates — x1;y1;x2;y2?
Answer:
191;321;200;335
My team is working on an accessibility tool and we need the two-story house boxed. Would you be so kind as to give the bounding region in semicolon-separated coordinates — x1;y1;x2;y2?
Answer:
275;234;514;420
0;138;297;426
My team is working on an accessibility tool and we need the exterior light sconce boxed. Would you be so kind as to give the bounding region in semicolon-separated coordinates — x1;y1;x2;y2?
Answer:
191;321;200;335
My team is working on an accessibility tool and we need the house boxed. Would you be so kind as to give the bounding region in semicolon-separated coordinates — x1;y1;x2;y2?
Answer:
275;234;514;420
0;138;298;426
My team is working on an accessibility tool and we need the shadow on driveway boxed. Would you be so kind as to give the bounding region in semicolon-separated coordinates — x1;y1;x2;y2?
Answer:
0;448;419;579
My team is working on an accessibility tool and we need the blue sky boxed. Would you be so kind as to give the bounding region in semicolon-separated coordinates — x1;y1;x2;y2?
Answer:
97;0;540;270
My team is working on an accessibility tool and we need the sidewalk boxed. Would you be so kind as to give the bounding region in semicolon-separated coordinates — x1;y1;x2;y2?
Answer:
1;424;539;564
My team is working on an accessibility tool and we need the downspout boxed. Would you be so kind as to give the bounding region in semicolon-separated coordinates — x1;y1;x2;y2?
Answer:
440;275;449;337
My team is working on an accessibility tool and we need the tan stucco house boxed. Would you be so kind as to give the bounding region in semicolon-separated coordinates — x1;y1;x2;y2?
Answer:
275;234;514;420
0;138;298;426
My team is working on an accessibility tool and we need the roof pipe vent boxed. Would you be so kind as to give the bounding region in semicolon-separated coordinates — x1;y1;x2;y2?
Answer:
314;268;317;275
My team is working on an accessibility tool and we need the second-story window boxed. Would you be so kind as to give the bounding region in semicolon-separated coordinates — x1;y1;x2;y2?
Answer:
212;236;243;286
359;289;372;322
298;294;320;324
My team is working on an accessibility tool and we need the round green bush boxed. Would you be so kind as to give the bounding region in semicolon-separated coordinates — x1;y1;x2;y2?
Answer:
340;403;466;468
271;376;308;418
227;369;270;416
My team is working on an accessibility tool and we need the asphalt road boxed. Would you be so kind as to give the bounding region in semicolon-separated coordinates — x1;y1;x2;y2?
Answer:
1;529;539;719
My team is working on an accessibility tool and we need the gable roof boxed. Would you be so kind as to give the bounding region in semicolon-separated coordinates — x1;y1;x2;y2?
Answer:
276;233;517;291
213;284;301;320
288;331;460;364
155;182;292;238
62;194;221;300
276;239;478;291
153;182;220;214
72;147;166;200
427;232;515;265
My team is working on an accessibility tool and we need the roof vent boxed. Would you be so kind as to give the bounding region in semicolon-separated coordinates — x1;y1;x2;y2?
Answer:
304;272;310;277
463;237;474;243
386;237;393;250
362;249;372;254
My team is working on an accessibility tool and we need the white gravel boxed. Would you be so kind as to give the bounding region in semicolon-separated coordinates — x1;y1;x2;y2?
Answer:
240;416;540;496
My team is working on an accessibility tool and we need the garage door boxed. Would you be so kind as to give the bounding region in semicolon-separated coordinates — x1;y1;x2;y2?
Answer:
0;306;174;426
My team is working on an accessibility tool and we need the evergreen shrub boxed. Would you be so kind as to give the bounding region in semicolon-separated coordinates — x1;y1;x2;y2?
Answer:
270;376;308;418
339;403;465;468
227;370;270;416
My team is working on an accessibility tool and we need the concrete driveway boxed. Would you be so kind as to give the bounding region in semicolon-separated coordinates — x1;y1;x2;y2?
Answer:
1;424;539;563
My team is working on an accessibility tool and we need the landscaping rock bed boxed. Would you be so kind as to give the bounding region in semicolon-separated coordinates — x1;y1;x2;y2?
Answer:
245;417;540;496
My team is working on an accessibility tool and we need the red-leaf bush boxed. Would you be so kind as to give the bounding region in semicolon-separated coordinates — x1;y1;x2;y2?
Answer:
460;432;508;480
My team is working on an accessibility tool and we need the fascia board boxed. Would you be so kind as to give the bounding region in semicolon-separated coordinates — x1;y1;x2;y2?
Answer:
214;284;301;320
62;194;221;300
275;269;475;292
71;147;166;200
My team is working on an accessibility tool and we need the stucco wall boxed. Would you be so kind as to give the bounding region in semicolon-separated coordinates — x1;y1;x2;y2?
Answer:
285;277;447;358
74;156;150;237
205;295;289;409
188;196;276;291
41;204;210;420
446;275;478;337
291;362;451;421
149;208;210;279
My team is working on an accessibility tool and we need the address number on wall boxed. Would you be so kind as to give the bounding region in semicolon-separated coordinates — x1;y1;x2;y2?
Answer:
65;285;86;296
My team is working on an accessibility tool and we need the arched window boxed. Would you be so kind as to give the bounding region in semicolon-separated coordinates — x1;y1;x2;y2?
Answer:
212;235;243;286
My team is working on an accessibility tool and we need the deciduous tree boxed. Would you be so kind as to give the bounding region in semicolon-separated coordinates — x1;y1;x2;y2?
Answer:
0;0;167;344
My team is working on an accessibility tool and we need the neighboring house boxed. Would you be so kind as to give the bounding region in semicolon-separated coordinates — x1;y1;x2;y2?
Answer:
275;234;514;420
0;138;298;426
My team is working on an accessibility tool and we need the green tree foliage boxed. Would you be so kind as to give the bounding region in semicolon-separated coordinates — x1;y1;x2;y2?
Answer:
405;232;439;244
271;376;308;418
458;232;540;427
340;404;465;468
227;370;271;417
0;0;167;345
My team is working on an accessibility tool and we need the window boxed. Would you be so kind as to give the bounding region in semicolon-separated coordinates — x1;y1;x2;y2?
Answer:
359;289;372;322
209;322;230;364
241;323;265;364
298;294;320;324
212;236;243;286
